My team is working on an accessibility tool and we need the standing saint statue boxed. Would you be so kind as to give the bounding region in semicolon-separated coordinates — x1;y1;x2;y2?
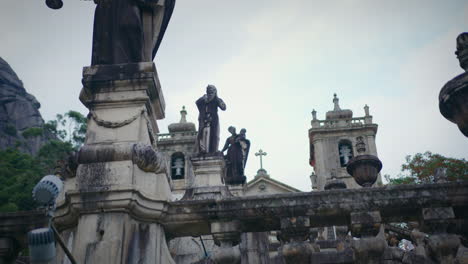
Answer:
221;126;250;185
195;85;226;155
92;0;175;65
46;0;176;65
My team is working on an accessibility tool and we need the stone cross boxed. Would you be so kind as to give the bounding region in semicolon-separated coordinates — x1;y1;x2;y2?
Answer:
255;149;267;170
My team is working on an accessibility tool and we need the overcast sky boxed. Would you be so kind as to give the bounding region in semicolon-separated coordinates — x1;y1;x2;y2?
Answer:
1;0;467;191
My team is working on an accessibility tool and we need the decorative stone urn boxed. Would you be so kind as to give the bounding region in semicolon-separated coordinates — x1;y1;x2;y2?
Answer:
346;137;382;187
439;32;468;137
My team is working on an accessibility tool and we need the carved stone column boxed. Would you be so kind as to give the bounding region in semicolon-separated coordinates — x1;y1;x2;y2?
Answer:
350;211;387;264
422;207;460;264
278;216;315;264
54;63;174;264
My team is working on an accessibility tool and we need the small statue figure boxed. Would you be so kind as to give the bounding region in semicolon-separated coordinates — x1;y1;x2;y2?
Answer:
221;126;250;185
238;128;250;169
195;85;226;155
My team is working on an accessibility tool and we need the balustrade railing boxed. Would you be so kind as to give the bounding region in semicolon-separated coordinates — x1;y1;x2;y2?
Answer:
157;131;198;141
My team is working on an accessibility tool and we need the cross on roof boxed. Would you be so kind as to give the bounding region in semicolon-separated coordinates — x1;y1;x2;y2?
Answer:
255;149;267;170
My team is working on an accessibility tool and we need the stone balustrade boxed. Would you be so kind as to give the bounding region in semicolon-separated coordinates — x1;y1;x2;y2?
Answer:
311;116;374;129
2;182;467;263
157;131;198;140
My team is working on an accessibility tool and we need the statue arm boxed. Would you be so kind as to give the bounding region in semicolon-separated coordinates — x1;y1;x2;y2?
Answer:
217;97;226;111
221;138;230;153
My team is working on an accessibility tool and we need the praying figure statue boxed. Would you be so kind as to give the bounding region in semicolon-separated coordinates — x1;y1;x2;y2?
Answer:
221;126;250;185
195;85;226;155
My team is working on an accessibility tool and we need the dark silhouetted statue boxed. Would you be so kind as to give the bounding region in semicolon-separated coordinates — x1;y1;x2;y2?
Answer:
196;85;226;155
221;126;250;185
46;0;176;65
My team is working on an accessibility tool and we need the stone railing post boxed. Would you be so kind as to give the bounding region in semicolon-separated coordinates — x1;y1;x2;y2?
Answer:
278;216;315;264
350;211;387;264
210;221;241;264
422;207;460;263
0;238;16;264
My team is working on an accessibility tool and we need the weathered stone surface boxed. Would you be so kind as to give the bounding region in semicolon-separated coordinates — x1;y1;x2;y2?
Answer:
240;232;270;264
56;213;175;264
0;57;54;154
164;182;468;238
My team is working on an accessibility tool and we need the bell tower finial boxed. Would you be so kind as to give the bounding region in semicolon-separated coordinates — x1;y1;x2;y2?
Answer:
333;93;341;111
180;106;187;123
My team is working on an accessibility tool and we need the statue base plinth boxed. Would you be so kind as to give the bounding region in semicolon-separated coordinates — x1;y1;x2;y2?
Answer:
228;184;245;197
182;155;233;200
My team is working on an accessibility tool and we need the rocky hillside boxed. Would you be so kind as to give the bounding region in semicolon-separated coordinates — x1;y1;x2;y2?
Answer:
0;57;54;155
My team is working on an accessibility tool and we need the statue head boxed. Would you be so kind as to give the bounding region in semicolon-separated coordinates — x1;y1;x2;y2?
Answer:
240;128;246;136
206;85;217;102
228;126;236;135
456;32;468;71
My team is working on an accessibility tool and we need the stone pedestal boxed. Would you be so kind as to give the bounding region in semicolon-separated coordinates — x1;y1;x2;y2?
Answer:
228;184;245;197
182;156;232;200
54;63;174;264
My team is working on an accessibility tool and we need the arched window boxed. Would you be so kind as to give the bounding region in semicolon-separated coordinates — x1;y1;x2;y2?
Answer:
338;140;353;167
171;152;185;180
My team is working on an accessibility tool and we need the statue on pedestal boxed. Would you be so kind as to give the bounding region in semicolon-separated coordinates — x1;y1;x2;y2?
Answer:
221;126;250;185
195;85;226;155
46;0;176;65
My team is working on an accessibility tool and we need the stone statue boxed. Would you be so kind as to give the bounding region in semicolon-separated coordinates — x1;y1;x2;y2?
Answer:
195;85;226;154
46;0;176;65
221;126;249;185
238;128;250;169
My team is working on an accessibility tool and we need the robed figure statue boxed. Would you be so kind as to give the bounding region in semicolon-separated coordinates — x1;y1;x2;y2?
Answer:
221;126;250;185
195;85;226;155
46;0;175;65
91;0;175;65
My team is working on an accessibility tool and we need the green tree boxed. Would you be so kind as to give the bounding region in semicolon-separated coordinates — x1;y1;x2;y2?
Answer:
0;148;44;212
44;110;87;150
386;151;468;185
0;110;87;212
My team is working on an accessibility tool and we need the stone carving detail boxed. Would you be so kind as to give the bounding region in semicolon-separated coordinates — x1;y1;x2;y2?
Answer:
54;151;78;178
91;108;145;128
196;85;226;155
355;136;366;154
132;143;167;174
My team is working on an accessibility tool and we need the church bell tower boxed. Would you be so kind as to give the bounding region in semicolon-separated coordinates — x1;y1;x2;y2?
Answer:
309;94;380;190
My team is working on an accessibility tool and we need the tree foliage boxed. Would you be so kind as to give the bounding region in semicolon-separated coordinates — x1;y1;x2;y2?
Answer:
386;151;468;185
44;110;87;149
0;110;86;212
